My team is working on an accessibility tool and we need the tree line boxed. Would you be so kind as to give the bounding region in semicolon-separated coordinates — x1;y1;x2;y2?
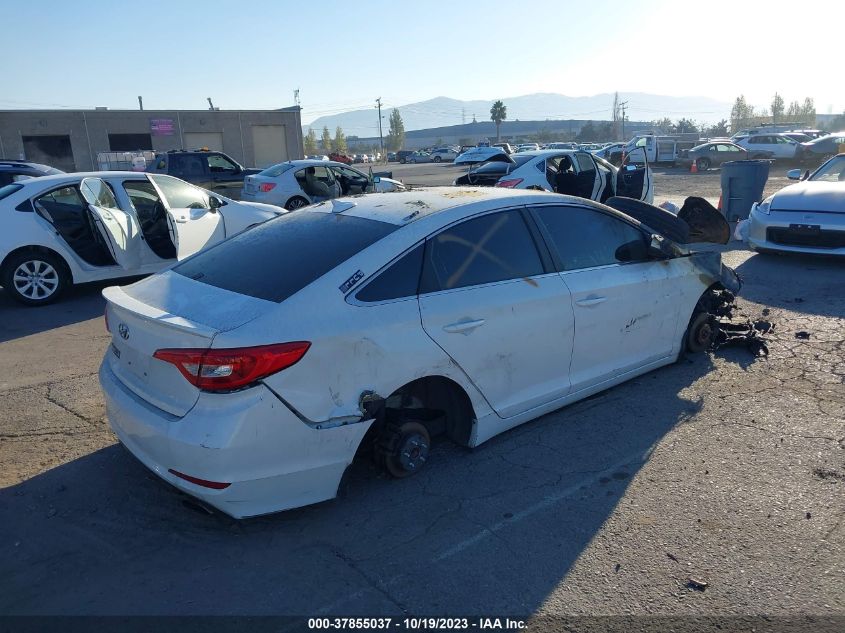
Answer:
303;108;407;155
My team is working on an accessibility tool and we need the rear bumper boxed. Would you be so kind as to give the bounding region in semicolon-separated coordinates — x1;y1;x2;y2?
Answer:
99;360;372;518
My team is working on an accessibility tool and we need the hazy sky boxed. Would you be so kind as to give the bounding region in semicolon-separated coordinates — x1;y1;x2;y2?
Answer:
5;0;843;124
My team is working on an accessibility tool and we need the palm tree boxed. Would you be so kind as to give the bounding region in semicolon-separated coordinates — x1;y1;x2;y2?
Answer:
490;100;507;142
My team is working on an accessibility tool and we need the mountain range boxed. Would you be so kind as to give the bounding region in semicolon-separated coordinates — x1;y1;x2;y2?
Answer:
303;92;733;138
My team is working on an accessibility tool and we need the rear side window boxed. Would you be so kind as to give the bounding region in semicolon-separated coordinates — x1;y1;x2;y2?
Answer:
533;205;648;271
420;210;544;293
0;183;23;200
259;163;294;178
173;211;396;302
356;244;424;302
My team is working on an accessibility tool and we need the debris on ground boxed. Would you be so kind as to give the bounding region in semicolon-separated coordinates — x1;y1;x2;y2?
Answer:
795;331;811;340
667;552;679;563
686;577;709;591
705;289;772;357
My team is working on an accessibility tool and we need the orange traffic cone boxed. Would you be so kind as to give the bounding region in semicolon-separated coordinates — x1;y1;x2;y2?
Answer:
690;159;698;174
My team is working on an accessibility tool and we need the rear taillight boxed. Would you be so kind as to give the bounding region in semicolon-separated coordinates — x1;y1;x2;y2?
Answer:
153;342;310;391
259;183;276;192
495;178;524;188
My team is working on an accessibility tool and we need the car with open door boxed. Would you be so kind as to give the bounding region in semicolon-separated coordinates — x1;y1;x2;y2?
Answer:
0;172;283;305
454;149;654;204
241;159;405;209
98;187;739;518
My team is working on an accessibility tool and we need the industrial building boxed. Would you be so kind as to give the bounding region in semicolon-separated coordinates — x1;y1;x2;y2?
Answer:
0;107;304;172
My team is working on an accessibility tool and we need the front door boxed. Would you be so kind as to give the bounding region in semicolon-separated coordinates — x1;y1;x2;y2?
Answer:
530;203;678;393
207;153;244;198
148;175;225;259
418;208;574;418
79;177;142;270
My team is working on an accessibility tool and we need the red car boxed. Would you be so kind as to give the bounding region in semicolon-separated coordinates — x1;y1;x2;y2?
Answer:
328;152;353;164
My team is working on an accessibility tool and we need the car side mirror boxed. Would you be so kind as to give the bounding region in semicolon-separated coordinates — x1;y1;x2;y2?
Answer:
786;169;801;180
648;234;673;259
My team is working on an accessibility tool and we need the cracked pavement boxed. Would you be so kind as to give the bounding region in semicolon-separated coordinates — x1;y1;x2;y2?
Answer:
0;236;843;618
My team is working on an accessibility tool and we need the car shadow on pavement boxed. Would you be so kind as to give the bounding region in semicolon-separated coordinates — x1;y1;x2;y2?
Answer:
0;353;716;616
733;251;845;318
0;278;142;343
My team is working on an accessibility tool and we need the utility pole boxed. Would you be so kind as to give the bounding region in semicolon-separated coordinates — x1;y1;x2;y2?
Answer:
375;97;384;162
620;101;629;139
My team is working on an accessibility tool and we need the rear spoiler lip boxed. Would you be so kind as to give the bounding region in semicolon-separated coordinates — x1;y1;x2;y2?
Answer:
102;285;219;339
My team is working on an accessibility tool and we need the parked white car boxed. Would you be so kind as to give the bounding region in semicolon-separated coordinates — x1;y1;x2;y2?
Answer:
735;133;801;160
747;154;845;256
0;172;282;305
241;160;405;209
428;148;458;162
99;187;739;518
455;149;654;204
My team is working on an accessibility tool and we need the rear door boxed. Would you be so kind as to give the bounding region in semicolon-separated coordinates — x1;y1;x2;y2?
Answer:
418;208;574;418
615;147;654;203
79;177;142;270
530;203;679;392
149;175;226;259
573;152;602;200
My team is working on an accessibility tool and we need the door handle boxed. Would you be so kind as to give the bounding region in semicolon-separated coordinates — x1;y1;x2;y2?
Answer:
576;296;607;307
174;217;188;223
443;319;486;334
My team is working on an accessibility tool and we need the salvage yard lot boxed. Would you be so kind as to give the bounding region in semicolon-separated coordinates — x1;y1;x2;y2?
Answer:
0;169;843;618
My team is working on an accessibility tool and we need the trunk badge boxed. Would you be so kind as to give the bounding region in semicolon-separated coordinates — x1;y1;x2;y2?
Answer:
118;323;130;340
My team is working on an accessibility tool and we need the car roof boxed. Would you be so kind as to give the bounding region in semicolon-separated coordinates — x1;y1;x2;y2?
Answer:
305;186;564;226
14;171;149;188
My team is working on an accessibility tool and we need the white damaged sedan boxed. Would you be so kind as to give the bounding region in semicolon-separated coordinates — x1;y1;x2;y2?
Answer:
100;187;739;518
748;154;845;256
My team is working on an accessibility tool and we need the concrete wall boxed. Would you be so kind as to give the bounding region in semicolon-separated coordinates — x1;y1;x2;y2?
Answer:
0;108;303;170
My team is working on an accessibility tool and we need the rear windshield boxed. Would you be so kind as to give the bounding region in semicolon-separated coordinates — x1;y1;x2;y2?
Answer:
0;183;23;200
173;211;397;302
472;155;532;174
258;163;295;178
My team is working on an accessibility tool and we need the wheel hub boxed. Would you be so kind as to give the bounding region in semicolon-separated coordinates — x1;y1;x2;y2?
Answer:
396;434;429;472
13;260;59;299
696;321;713;345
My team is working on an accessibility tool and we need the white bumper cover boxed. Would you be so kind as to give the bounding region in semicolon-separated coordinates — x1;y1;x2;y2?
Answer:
100;360;372;518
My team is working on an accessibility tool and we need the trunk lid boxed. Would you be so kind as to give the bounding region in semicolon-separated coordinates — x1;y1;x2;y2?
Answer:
103;271;273;417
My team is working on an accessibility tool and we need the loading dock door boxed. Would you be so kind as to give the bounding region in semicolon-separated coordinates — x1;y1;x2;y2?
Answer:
184;132;223;152
251;125;288;168
22;135;75;171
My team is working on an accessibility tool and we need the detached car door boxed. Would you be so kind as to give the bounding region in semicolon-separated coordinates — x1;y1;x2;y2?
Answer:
418;208;575;419
530;203;679;392
79;177;142;270
149;175;225;259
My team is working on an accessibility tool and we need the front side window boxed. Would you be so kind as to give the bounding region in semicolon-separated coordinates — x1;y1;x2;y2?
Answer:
150;175;210;209
356;244;424;302
420;210;544;293
208;154;238;172
533;205;648;271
